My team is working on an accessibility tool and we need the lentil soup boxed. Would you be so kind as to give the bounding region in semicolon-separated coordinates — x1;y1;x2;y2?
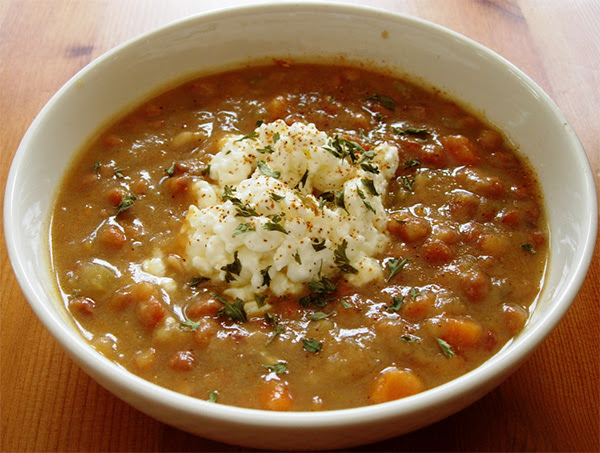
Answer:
51;63;547;411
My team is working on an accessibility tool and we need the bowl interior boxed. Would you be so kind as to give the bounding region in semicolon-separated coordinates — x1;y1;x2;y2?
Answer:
4;3;597;450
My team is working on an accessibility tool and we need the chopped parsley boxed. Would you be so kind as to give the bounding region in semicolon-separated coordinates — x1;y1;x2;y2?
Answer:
115;194;136;216
254;294;267;308
311;238;327;252
356;184;376;214
164;161;176;177
263;214;288;234
340;299;352;309
264;312;283;345
392;126;429;137
521;243;536;254
309;311;331;321
386;257;409;282
272;131;280;143
179;319;201;332
220;251;242;283
113;167;125;178
261;266;272;287
213;292;247;322
293;251;302;265
187;276;209;287
399;175;415;193
400;334;419;343
270;192;285;202
366;93;395;110
255;120;264;127
334;240;358;274
257;145;275;154
361;178;379;196
208;391;219;403
302;338;322;353
257;161;280;179
360;162;380;174
436;337;455;358
295;169;309;189
93;160;101;173
234;131;258;142
232;223;255;237
222;185;259;217
301;276;338;308
404;159;422;168
388;296;404;312
263;361;288;375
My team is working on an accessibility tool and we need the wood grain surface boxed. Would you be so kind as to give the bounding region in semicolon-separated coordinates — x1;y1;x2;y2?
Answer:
1;1;598;451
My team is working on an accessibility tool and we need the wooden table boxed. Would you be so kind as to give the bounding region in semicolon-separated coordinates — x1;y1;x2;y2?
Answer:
1;1;598;451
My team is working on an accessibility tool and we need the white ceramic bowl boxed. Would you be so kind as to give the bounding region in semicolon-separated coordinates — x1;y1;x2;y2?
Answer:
4;3;597;450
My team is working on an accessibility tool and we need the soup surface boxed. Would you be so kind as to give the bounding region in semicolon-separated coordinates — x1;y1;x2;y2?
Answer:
51;63;547;411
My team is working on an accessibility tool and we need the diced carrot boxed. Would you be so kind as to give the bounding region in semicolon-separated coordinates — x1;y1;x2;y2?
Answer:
421;239;454;264
69;296;95;315
369;367;423;403
193;318;219;347
169;350;195;371
267;95;288;121
502;304;528;335
440;135;479;165
259;380;294;411
164;175;190;196
387;214;431;243
402;292;435;320
477;233;508;257
186;294;222;318
461;270;491;302
134;348;156;371
103;133;123;147
441;317;482;349
477;129;503;150
137;295;165;328
106;187;124;206
98;225;127;249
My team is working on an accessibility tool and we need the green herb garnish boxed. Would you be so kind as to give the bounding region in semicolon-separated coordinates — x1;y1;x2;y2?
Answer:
521;243;536;254
220;251;242;283
400;334;419;343
302;338;322;353
366;94;395;110
208;391;219;403
187;276;209;287
265;312;283;345
361;178;379;196
165;162;176;177
257;161;280;179
436;337;455;358
263;361;288;375
232;223;255;237
388;296;404;312
261;266;272;287
399;175;415;193
334;240;358;274
386;257;409;282
213;292;247;322
254;294;267;308
115;194;136;216
179;319;201;332
404;160;422;168
311;238;327;252
257;145;275;154
235;131;259;142
309;312;331;321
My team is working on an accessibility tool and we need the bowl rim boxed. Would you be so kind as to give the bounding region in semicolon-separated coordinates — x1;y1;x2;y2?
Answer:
4;0;598;433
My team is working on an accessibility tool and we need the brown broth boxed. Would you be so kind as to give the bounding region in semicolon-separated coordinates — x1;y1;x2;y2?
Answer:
51;63;547;411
